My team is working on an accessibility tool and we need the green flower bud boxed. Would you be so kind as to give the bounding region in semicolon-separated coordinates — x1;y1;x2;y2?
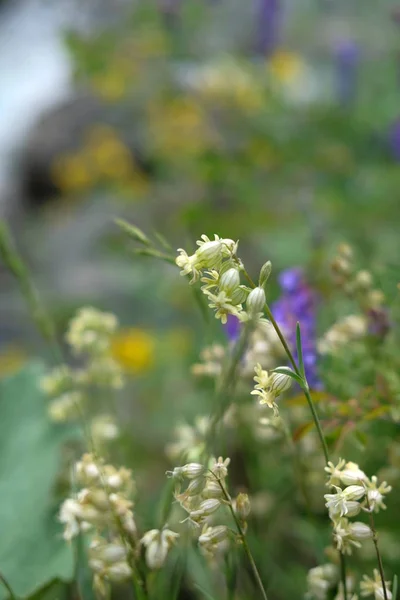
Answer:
246;287;266;315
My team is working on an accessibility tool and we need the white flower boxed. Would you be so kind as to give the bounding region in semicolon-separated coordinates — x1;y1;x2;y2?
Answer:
206;290;242;324
176;249;201;283
360;570;392;599
141;527;179;570
325;459;346;487
333;518;362;555
59;498;82;540
210;456;230;480
364;476;392;513
306;564;338;600
66;306;118;355
324;485;365;518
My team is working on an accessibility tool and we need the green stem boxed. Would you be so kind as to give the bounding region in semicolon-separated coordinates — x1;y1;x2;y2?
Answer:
366;497;389;600
339;553;348;600
206;324;251;451
301;385;329;464
0;221;63;364
216;478;269;600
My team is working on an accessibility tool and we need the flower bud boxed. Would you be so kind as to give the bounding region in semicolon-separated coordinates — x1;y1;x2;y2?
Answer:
202;480;224;499
349;522;373;540
340;463;367;486
196;241;223;269
190;498;221;520
199;525;228;546
269;371;292;395
344;485;366;501
259;261;272;288
246;287;266;315
354;270;373;289
107;562;133;581
219;268;240;296
235;493;251;520
168;463;205;480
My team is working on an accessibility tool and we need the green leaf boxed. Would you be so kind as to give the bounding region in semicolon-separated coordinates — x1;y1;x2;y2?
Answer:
273;367;303;386
296;323;306;379
0;363;76;599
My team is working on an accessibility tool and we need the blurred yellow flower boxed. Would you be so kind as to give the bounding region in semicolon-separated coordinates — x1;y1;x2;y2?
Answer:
148;97;212;158
51;153;95;194
111;328;155;374
195;59;264;112
84;126;134;181
269;50;304;84
0;345;27;378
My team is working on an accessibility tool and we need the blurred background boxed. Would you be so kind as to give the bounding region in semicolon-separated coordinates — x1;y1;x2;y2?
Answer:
1;0;399;358
0;1;400;598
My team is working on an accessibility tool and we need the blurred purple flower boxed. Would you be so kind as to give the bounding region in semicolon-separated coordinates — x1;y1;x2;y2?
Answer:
224;313;241;343
334;39;359;105
256;0;281;56
272;268;321;389
389;119;400;160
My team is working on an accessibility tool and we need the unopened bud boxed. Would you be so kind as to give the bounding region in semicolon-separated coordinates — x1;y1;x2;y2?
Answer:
190;499;221;520
269;370;293;395
246;287;266;315
235;493;251;520
259;261;272;288
219;268;240;296
349;522;373;540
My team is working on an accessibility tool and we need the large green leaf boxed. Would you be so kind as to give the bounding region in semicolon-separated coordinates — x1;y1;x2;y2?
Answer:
0;363;75;599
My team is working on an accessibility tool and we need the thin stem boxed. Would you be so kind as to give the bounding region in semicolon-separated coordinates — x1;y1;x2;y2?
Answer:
0;572;16;600
206;324;251;451
302;385;329;464
365;497;389;600
339;553;348;600
263;303;298;373
215;477;269;600
0;221;63;364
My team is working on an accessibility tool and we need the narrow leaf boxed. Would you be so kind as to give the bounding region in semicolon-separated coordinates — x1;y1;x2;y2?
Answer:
153;230;172;251
392;574;398;600
273;367;303;386
115;219;151;246
296;322;305;378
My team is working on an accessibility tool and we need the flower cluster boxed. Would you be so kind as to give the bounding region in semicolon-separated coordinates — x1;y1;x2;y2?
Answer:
59;453;136;595
165;416;211;462
251;363;292;415
318;314;367;356
176;234;270;325
330;244;389;339
40;307;123;431
167;458;239;560
324;459;392;555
